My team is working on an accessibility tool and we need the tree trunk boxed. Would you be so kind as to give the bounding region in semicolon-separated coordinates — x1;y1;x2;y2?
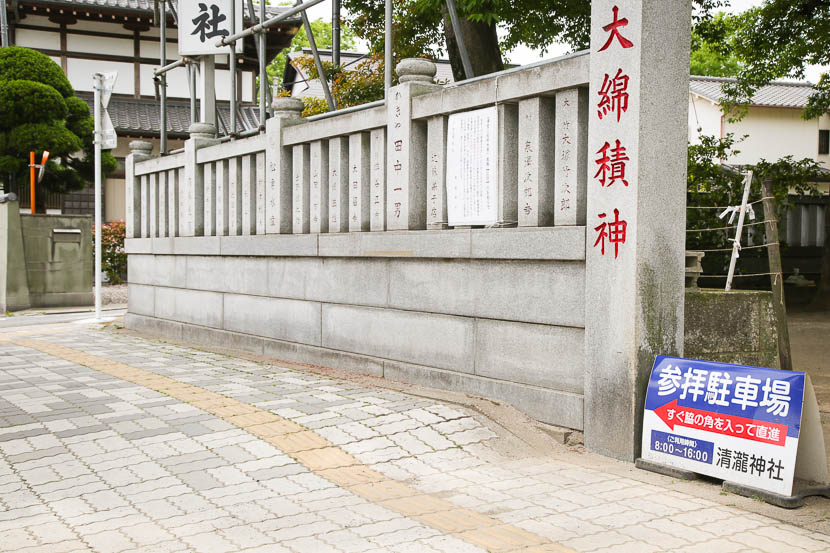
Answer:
441;6;504;82
810;192;830;311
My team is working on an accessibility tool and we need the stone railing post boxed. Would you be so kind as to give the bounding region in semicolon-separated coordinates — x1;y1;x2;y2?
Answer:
266;94;304;234
584;0;691;461
181;123;219;237
126;140;153;239
386;59;442;230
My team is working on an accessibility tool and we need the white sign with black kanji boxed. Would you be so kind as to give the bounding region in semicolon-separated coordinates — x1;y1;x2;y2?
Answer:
179;1;244;56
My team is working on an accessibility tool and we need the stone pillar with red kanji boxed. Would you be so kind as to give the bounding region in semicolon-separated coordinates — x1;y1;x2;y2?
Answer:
584;0;691;461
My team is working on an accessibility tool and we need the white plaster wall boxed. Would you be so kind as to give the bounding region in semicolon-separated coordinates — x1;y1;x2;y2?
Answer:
688;94;721;144
68;34;133;56
15;28;60;50
67;58;133;94
724;106;823;165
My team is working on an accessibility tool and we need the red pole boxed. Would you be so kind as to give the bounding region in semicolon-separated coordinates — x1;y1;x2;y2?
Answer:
29;151;35;214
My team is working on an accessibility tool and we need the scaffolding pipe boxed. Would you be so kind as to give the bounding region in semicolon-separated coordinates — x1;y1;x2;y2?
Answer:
155;57;188;77
300;5;336;111
230;1;237;136
332;0;340;66
445;0;474;80
188;63;197;125
218;0;327;46
259;0;267;127
247;0;273;115
384;0;392;96
1;0;10;47
159;0;168;154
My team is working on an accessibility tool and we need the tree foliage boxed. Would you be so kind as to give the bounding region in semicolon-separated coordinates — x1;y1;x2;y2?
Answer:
700;0;830;119
690;13;742;77
268;18;358;93
0;47;116;206
686;134;823;277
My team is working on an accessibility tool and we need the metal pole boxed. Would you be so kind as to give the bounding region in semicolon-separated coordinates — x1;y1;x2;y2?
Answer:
445;0;473;80
725;171;753;291
259;0;266;127
384;0;392;97
93;74;103;320
188;62;196;125
301;7;336;111
229;1;237;136
219;0;327;46
1;0;10;48
247;0;272;115
332;0;341;66
160;0;168;154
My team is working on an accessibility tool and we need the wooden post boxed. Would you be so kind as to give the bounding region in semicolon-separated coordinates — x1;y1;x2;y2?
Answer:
761;177;793;370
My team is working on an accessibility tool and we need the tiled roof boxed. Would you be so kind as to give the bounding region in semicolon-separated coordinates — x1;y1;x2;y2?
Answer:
690;76;815;108
22;0;286;19
77;92;262;137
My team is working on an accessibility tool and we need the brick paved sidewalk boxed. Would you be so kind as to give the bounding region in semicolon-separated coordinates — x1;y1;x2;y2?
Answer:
0;322;828;553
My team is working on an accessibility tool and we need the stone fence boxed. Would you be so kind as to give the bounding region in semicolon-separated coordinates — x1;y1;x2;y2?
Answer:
125;0;692;461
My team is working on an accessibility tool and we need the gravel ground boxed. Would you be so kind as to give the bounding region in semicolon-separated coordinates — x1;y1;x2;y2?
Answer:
103;283;128;305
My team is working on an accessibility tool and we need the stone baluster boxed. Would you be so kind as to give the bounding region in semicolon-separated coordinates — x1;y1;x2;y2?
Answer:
182;123;219;237
266;95;304;234
126;141;153;239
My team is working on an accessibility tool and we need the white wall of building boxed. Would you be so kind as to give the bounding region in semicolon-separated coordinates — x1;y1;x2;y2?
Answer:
724;107;829;166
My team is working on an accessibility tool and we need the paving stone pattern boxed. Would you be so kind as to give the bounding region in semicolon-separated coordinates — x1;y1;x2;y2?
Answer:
0;326;827;553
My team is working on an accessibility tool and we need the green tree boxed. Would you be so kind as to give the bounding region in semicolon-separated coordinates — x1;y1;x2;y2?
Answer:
690;13;742;77
687;134;823;283
341;0;731;82
703;0;830;120
0;47;116;210
268;18;358;93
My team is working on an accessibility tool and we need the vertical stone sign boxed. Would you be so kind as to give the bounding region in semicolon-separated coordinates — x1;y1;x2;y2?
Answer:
370;128;386;232
584;0;691;461
329;137;349;233
255;152;266;235
555;88;588;226
168;168;179;237
517;97;555;227
228;156;242;236
293;144;310;234
426;116;448;229
241;155;255;235
158;171;167;238
203;162;215;236
310;140;329;233
349;133;370;232
215;159;229;236
266;97;304;234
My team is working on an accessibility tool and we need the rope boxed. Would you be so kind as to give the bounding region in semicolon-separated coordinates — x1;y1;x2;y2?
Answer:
695;242;780;253
686;220;776;233
686;198;770;210
700;272;781;278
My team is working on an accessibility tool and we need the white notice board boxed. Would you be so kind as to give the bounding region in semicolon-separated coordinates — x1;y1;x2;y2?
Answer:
179;1;244;56
446;107;498;226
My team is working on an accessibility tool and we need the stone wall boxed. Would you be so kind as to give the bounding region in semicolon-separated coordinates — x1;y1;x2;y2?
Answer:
684;289;780;369
19;214;93;308
0;201;31;312
125;228;586;430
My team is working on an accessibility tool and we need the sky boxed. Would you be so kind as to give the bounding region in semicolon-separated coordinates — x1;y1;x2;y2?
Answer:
299;0;827;83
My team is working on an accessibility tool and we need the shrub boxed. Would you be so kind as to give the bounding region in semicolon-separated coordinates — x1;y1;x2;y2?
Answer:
0;46;73;97
0;80;68;130
94;221;127;285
